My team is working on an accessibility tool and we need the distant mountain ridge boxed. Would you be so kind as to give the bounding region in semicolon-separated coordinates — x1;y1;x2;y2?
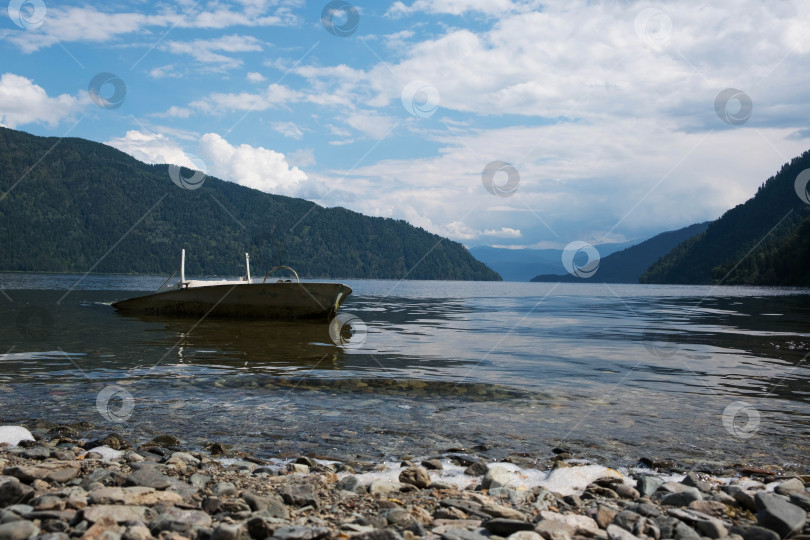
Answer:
531;222;711;283
0;127;500;280
469;242;636;282
640;149;810;286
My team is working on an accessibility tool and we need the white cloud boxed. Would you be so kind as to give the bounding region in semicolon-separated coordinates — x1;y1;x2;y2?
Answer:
483;227;521;238
246;72;267;83
197;133;309;195
386;0;516;17
0;73;83;128
271;121;304;139
191;84;302;113
2;5;297;53
105;130;196;168
345;112;398;139
149;65;181;79
164;35;263;69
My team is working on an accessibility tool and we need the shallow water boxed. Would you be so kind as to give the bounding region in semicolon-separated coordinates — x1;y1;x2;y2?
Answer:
1;274;809;468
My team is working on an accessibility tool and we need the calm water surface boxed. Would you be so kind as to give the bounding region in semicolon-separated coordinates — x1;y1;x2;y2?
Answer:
1;273;808;468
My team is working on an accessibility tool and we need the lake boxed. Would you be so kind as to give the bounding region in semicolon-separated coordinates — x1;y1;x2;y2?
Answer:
1;274;808;469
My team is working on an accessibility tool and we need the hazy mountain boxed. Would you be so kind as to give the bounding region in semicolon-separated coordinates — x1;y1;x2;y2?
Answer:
469;241;636;282
530;222;710;283
0;127;500;281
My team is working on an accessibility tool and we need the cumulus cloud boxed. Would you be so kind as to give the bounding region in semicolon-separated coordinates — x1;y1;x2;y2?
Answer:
0;73;83;128
246;72;267;83
197;133;309;194
105;129;323;198
105;131;198;168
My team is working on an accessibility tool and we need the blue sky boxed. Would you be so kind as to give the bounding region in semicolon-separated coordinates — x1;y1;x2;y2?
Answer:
1;0;809;250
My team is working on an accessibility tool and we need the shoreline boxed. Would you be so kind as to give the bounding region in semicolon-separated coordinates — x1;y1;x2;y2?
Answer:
1;425;809;540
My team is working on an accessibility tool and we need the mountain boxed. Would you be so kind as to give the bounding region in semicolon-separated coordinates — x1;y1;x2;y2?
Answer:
469;241;636;282
530;222;711;283
0;127;500;281
640;149;810;285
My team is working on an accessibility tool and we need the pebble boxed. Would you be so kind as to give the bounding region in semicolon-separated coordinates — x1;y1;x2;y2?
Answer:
0;520;39;540
482;467;514;490
422;459;443;471
210;482;237;497
464;462;488;476
279;484;319;508
125;468;171;490
636;476;663;497
660;488;703;507
272;526;331;540
754;492;807;538
399;467;431;489
606;524;642;540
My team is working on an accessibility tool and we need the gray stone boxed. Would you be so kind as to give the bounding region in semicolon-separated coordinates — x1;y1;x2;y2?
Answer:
22;448;50;461
382;508;414;528
636;476;663;497
36;533;70;540
694;518;727;539
279;484;319;508
335;476;361;493
439;529;490;540
755;492;807;538
485;519;533;536
773;478;805;496
211;523;249;540
351;531;402;540
422;459;443;471
482;467;514;490
535;519;574;540
681;473;712;493
612;511;641;532
242;491;288;519
0;477;33;507
480;502;526;520
399;467;430;489
211;482;237;497
3;463;79;484
271;526;330;540
507;533;543;540
789;491;810;511
189;474;211;489
673;521;700;540
0;520;38;540
126;468;171;490
148;507;211;534
729;525;780;540
82;506;149;523
660;488;702;507
606;524;641;540
367;481;402;495
464;463;488;477
735;491;758;512
615;484;640;500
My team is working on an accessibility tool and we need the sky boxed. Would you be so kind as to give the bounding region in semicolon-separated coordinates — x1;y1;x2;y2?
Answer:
1;0;809;250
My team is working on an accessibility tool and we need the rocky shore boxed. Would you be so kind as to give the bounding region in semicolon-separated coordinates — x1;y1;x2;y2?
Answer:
0;425;808;540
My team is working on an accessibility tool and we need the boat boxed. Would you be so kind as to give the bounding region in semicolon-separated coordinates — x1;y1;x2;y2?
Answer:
112;250;352;320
